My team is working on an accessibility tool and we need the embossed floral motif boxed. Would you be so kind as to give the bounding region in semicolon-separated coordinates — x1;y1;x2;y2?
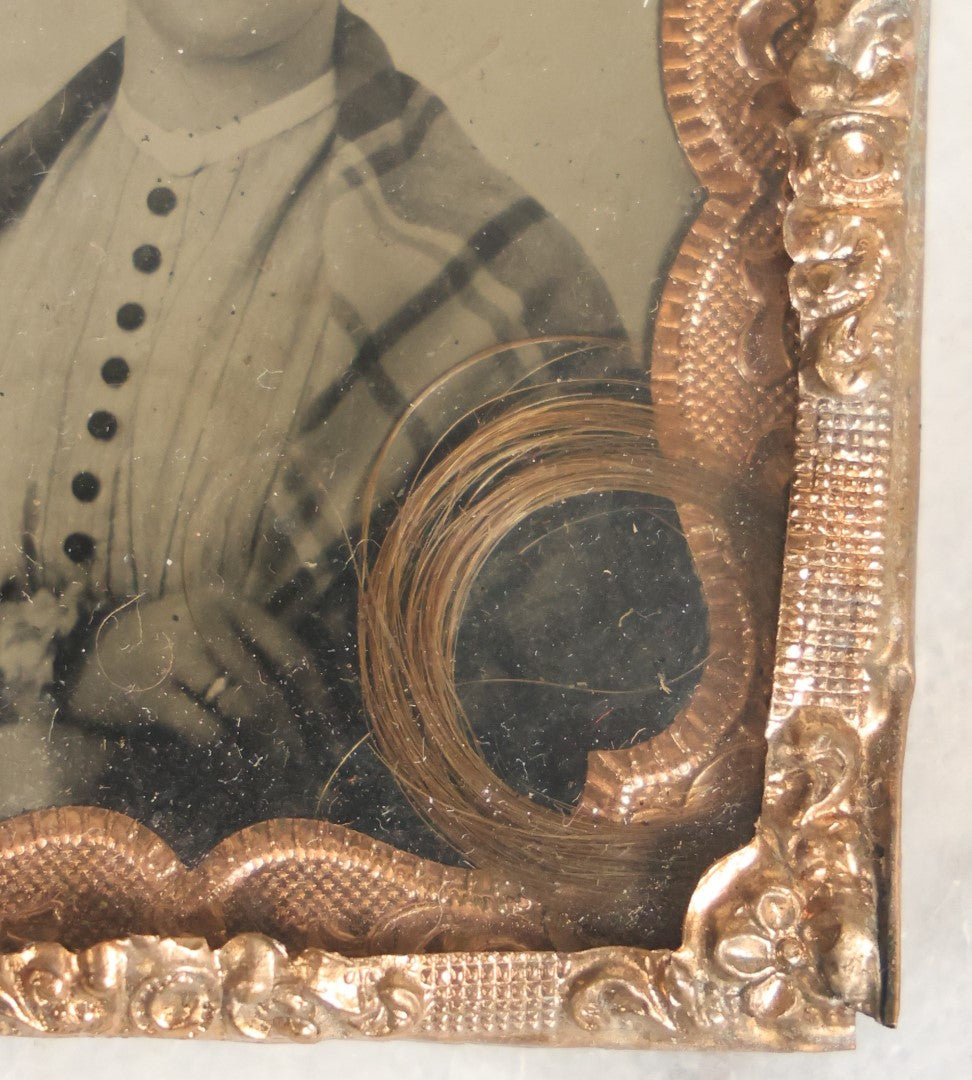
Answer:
123;939;221;1038
0;946;112;1035
762;709;860;829
352;969;427;1038
129;969;220;1037
784;0;912;396
789;0;914;115
0;0;918;1050
715;887;816;1019
221;936;427;1041
565;955;676;1036
222;936;333;1042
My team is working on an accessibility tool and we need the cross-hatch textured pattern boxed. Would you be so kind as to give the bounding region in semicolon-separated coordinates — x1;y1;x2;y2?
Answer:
772;398;892;722
417;953;565;1037
0;810;549;955
0;0;922;1050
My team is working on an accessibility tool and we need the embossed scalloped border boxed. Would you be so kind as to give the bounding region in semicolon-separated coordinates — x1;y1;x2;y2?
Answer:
0;0;923;1045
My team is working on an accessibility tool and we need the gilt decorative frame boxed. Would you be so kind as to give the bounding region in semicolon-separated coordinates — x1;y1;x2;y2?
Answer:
0;0;925;1049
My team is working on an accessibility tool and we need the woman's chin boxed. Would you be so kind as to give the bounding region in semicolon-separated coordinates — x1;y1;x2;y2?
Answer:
129;1;335;62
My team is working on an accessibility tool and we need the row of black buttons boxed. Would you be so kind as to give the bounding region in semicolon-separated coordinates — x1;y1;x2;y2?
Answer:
63;188;176;564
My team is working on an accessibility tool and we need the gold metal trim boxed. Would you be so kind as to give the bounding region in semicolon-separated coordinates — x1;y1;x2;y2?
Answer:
779;0;925;1025
0;0;923;1046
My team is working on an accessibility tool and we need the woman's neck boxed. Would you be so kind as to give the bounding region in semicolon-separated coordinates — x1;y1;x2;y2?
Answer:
120;7;338;132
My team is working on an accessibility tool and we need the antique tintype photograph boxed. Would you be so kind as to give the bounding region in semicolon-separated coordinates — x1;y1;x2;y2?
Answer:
0;0;924;1052
0;0;759;932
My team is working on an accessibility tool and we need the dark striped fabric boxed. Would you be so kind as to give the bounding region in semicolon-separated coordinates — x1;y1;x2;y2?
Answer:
0;8;627;605
0;10;708;864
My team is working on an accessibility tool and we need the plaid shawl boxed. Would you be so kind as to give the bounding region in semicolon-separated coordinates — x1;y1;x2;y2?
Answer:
0;12;710;864
0;7;626;613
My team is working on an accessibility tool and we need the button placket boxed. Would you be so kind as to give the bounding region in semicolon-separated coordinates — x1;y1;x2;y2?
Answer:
60;173;183;573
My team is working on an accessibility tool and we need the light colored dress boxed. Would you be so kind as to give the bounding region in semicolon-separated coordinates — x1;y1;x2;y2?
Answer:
0;15;697;863
0;70;576;607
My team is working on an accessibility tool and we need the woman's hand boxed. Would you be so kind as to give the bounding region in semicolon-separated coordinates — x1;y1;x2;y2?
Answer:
70;588;327;750
0;585;83;721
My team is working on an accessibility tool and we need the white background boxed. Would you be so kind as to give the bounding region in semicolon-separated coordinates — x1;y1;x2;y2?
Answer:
2;0;971;1077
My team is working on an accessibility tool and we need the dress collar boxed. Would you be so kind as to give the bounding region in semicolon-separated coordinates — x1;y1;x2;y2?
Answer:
112;69;338;176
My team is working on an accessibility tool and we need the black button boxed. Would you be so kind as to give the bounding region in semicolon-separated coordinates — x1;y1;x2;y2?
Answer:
102;357;130;387
117;303;145;331
72;472;101;502
63;533;95;564
147;187;177;216
88;411;118;441
133;244;162;273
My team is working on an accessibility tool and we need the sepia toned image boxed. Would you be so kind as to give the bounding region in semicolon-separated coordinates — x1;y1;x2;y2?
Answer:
0;0;924;1051
0;0;779;947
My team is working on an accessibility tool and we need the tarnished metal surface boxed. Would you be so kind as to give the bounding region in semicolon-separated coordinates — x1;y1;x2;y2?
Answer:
0;0;923;1047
